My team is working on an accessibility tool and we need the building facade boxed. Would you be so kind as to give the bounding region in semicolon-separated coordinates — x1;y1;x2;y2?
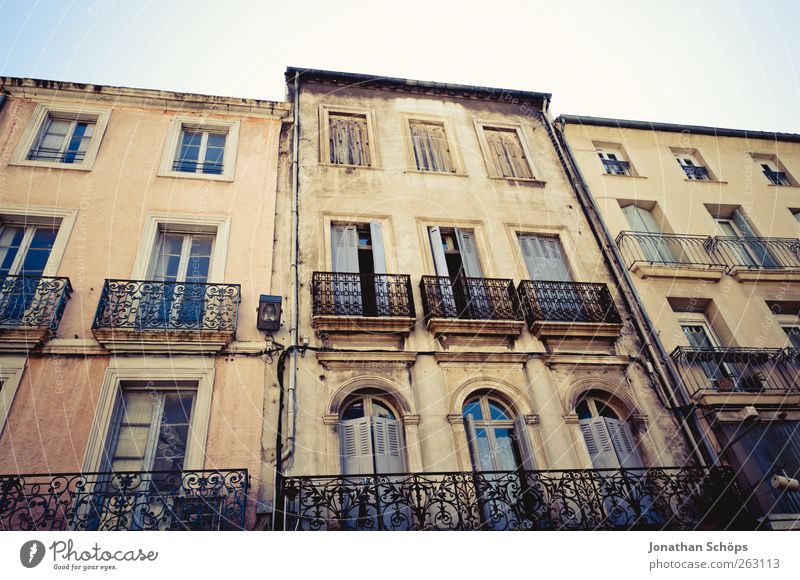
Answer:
559;115;800;529
0;77;289;530
271;69;745;531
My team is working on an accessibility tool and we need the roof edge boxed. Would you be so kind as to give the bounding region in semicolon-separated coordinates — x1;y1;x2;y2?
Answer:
558;114;800;144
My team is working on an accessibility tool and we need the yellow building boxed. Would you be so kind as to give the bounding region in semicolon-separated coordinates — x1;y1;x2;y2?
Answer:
560;115;800;530
270;69;748;530
0;77;288;530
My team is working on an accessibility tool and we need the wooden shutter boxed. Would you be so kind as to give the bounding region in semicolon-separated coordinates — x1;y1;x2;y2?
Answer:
485;127;532;179
520;235;571;281
410;121;454;172
331;225;359;273
428;226;449;276
604;418;642;468
731;209;756;237
464;414;484;471
372;417;405;474
329;114;370;166
579;417;620;469
340;417;374;475
369;222;386;274
455;228;483;278
622;206;661;234
513;414;537;470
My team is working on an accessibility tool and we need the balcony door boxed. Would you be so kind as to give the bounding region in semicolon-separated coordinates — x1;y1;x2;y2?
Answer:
340;394;405;475
679;318;735;390
428;226;487;317
715;210;778;268
95;386;199;530
0;224;58;322
331;223;386;315
519;234;586;321
144;231;214;328
622;205;676;264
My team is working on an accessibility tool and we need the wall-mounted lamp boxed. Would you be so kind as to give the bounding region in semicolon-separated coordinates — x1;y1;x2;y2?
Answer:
257;295;282;331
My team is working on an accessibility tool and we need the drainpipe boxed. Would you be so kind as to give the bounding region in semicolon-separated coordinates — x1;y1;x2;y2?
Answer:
541;104;716;467
283;71;301;465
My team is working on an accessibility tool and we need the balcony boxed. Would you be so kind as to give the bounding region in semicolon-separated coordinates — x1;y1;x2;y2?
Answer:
681;165;710;180
616;232;727;279
0;275;72;351
0;469;248;531
92;279;240;353
671;347;800;406
419;276;524;340
517;280;623;342
311;272;415;335
279;467;753;531
707;237;800;280
601;159;631;176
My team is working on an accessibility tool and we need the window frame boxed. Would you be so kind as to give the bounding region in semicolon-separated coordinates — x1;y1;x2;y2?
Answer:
0;355;26;436
318;105;380;169
593;141;637;177
158;116;240;182
81;361;215;473
10;103;111;170
0;204;76;277
473;119;540;182
401;113;464;175
750;153;795;186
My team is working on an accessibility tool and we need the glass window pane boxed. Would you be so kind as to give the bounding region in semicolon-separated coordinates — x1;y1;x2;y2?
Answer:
371;400;395;420
112;426;150;458
341;400;365;420
488;401;511;420
475;428;493;471
20;227;57;275
492;428;520;471
0;227;25;275
162;394;193;425
576;400;591;420
462;400;483;421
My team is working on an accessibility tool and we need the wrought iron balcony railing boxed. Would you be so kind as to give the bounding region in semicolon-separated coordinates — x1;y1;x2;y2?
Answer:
279;467;752;531
0;275;72;331
420;276;521;321
681;164;710;180
602;159;631;176
517;280;621;325
172;160;224;175
27;148;87;163
706;237;800;270
763;169;790;186
671;347;800;396
311;272;415;318
0;469;248;531
615;231;726;269
92;279;240;332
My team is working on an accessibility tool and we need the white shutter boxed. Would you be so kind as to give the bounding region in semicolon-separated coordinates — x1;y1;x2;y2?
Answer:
579;417;620;469
331;225;359;273
731;209;756;238
340;417;374;475
622;206;661;234
369;222;386;274
428;226;449;276
464;414;484;471
455;228;483;278
372;417;405;474
605;418;642;469
522;235;572;281
513;414;537;470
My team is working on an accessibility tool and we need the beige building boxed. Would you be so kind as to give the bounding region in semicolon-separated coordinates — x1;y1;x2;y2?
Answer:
0;77;288;530
271;69;748;531
560;115;800;529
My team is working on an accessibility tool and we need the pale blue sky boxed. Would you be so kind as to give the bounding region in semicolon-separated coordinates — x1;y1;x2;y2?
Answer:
1;0;798;132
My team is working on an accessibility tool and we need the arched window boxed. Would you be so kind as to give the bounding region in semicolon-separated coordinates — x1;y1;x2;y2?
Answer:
339;391;405;475
576;393;641;469
463;392;535;471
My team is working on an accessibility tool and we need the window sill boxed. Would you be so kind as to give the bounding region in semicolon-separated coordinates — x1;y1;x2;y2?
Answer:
318;162;382;170
403;169;468;177
488;176;547;187
9;159;94;171
157;170;235;183
767;183;800;188
684;178;728;184
601;173;646;179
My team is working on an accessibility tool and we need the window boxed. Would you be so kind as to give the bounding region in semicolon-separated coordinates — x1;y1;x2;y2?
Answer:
677;311;733;389
792;209;800;224
518;234;572;281
594;142;635;176
770;305;800;348
339;391;405;474
671;148;711;180
318;106;378;168
576;394;641;469
407;118;458;173
427;226;482;279
159;117;240;181
329;222;387;315
463;393;534;471
621;204;676;263
712;207;778;268
475;121;535;179
11;104;110;170
751;154;794;186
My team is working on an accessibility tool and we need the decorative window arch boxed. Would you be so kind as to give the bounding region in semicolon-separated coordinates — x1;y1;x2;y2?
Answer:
338;389;406;475
462;390;536;472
